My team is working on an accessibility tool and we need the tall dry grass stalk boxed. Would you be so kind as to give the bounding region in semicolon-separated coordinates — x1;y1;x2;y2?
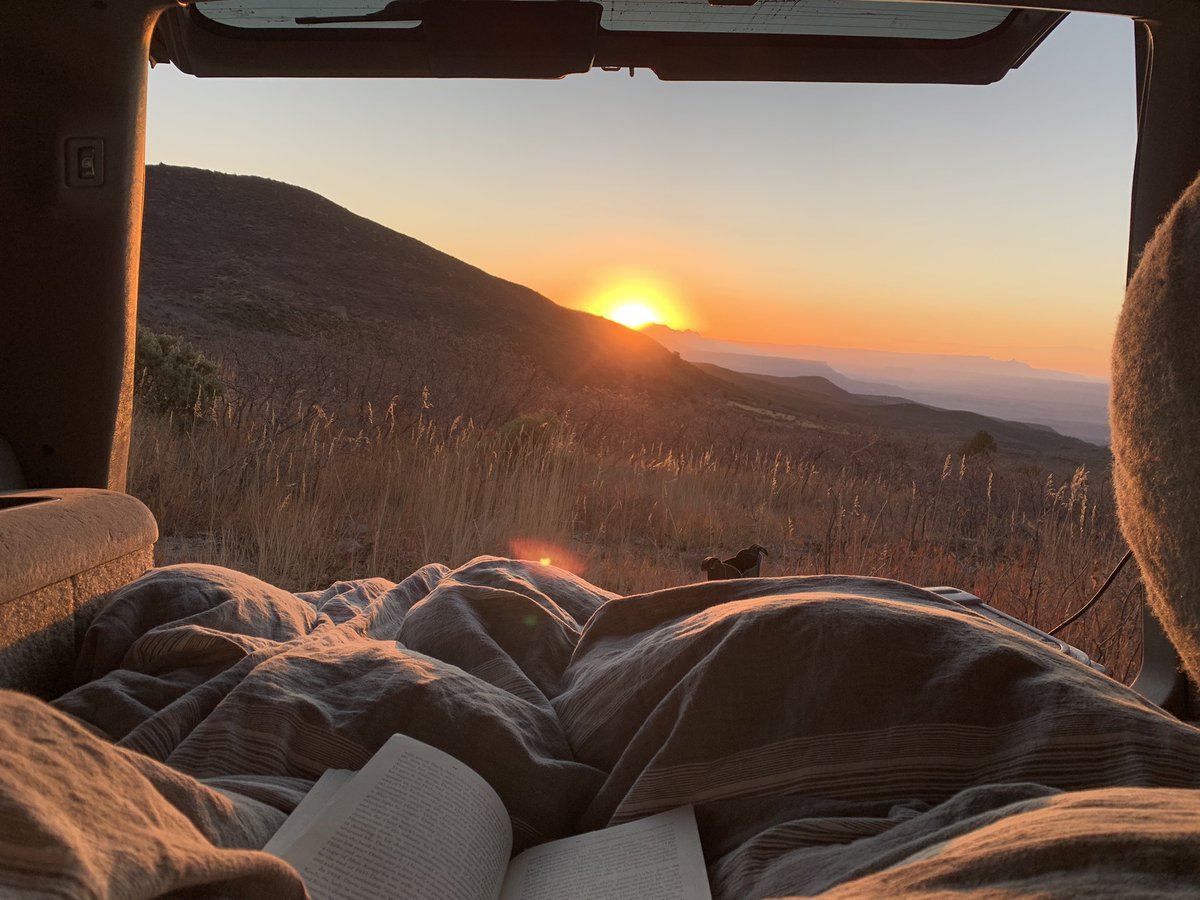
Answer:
130;397;1142;682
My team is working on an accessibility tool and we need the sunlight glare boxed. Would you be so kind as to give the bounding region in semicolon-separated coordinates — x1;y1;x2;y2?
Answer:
609;302;659;330
587;274;684;331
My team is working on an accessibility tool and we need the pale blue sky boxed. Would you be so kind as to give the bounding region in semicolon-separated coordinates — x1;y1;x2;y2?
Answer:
146;11;1136;376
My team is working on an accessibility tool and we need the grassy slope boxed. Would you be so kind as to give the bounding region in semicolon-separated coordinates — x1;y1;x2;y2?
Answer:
133;399;1141;683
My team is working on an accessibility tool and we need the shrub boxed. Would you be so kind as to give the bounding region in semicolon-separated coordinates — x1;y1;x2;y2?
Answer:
961;429;998;457
134;329;224;416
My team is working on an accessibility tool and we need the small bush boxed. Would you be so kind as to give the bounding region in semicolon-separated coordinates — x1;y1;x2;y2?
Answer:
135;329;224;416
961;430;998;457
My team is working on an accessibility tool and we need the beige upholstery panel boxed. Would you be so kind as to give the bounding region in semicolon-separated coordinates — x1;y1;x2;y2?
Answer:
0;490;157;697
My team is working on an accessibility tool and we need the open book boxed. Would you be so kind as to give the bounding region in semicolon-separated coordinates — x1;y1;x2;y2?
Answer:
263;733;712;900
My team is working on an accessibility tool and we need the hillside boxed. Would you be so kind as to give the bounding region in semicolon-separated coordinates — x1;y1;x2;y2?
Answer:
137;165;1104;462
138;165;703;393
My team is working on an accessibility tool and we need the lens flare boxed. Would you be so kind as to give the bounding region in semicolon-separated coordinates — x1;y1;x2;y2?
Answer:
509;538;584;575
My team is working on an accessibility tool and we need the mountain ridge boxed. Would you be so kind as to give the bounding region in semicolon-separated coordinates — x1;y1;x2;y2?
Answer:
139;164;707;394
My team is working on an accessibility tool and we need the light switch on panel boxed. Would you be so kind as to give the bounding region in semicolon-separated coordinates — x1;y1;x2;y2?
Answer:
65;138;104;187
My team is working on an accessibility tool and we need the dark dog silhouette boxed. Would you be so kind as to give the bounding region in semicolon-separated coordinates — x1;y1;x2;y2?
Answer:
701;545;768;580
701;557;741;580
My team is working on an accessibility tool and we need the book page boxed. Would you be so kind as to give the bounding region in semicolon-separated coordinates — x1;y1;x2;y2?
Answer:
498;806;711;900
270;734;513;900
263;768;355;858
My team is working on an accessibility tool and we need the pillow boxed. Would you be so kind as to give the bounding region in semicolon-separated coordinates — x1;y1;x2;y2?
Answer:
1113;169;1200;685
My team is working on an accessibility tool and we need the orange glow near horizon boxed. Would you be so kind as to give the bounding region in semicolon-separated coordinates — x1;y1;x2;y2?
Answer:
408;211;1120;378
534;262;1115;378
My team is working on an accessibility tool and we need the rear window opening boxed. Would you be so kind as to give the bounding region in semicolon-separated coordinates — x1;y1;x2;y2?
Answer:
137;11;1142;679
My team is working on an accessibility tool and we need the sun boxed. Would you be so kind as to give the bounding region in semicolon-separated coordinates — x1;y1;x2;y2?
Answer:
586;274;684;331
608;301;660;330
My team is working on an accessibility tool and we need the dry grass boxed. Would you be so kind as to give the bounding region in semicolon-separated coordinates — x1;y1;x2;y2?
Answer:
130;397;1142;682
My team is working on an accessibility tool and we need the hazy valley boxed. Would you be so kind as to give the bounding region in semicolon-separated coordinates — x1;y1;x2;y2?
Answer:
645;326;1112;445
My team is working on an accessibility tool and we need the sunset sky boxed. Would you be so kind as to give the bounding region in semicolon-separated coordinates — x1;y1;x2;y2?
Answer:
146;11;1135;377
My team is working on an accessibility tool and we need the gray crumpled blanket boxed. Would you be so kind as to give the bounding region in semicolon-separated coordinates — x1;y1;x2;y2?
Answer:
2;558;1199;897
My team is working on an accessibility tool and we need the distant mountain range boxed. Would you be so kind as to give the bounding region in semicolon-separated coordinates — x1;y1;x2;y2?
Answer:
136;165;1105;461
644;326;1111;445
